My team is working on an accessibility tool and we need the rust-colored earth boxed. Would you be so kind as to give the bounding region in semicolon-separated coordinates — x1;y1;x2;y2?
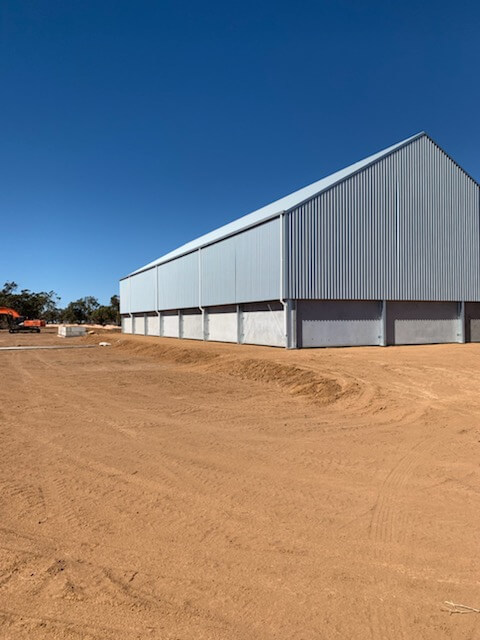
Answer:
0;328;479;639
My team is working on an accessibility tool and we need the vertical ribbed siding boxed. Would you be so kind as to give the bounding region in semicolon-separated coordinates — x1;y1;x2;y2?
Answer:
128;267;156;313
200;235;236;306
119;278;130;314
201;218;280;306
123;218;281;312
157;250;199;310
287;135;480;301
235;219;280;302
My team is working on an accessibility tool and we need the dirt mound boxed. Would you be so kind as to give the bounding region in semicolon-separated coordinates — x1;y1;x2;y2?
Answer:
213;358;344;405
89;335;220;366
96;335;347;405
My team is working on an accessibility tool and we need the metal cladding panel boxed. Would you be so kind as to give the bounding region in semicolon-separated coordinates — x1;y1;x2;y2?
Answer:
201;236;236;306
119;279;130;314
201;220;280;307
158;251;199;310
235;219;280;303
129;269;156;313
287;136;480;301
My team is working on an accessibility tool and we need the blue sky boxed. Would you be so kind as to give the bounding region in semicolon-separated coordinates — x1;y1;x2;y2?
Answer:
1;0;479;306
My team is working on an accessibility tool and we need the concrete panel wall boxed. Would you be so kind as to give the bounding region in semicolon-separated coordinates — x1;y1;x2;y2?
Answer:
241;302;285;347
388;301;459;345
133;314;146;335
298;300;382;347
207;305;238;343
122;316;132;333
466;303;480;342
162;312;179;338
146;314;160;336
182;310;203;340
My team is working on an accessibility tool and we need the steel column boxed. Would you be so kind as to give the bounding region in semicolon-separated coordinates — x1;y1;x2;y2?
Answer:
458;301;466;343
380;300;388;346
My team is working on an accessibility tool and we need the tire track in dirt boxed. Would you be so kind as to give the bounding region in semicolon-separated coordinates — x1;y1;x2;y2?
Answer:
6;354;258;572
363;400;477;640
6;355;205;525
369;438;436;549
365;424;440;640
10;351;293;513
361;363;460;640
368;603;409;640
5;335;480;639
0;357;159;627
3;349;320;637
0;481;47;524
0;607;146;640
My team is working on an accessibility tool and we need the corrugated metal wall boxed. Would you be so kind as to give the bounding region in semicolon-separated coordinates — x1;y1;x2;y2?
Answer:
235;220;280;302
158;251;199;310
122;218;281;313
287;136;480;301
201;218;280;306
119;278;130;314
200;235;236;306
129;268;156;313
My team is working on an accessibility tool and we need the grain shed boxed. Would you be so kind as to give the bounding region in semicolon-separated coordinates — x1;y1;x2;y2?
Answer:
120;133;480;347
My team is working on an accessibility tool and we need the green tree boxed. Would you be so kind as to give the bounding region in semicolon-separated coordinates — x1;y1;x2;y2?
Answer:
61;297;100;324
110;295;120;325
0;283;120;326
91;305;117;325
0;282;60;320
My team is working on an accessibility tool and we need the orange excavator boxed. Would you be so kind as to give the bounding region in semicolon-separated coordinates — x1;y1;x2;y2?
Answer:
0;307;46;333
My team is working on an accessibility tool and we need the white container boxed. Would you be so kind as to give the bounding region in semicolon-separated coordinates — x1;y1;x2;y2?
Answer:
58;325;86;338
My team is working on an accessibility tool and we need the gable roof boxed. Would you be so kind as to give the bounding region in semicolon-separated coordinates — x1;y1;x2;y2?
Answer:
126;131;428;278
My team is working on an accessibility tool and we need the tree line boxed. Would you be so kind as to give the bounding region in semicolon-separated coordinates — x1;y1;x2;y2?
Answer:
0;282;120;325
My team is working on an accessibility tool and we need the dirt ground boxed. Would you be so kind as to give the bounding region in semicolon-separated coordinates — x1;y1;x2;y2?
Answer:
0;328;479;639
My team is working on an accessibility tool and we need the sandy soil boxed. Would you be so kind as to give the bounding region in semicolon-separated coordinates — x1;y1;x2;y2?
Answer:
0;328;479;639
